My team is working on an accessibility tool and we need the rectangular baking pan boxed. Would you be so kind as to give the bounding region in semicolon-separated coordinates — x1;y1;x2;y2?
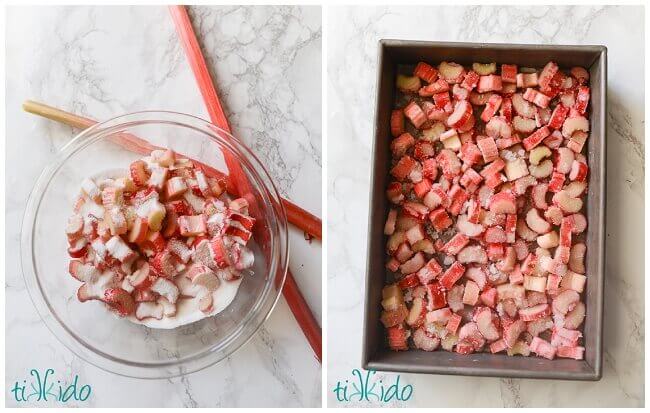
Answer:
361;40;606;380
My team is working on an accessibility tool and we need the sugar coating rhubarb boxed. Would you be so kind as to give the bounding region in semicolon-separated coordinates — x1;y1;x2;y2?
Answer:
66;150;256;323
383;60;591;359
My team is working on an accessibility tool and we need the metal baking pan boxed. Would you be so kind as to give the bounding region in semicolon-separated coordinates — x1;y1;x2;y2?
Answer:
361;40;606;380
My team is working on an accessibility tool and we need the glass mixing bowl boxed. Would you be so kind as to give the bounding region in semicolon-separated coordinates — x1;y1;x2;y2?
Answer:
21;111;289;378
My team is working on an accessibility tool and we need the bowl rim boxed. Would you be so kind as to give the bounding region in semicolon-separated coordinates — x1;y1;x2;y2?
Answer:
20;110;289;379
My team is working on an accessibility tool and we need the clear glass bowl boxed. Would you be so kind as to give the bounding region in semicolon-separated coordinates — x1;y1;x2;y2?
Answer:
21;111;289;378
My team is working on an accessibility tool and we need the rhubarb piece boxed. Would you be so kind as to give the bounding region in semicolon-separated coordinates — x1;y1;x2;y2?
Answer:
557;346;585;360
523;275;547;293
387;325;409;351
539;255;567;277
69;261;98;282
442;233;470;256
104;288;136;316
426;307;452;325
516;72;538;88
461;70;480;91
504;158;529;181
414;62;438;83
568;243;586;274
129;160;150;187
439;61;465;83
391;155;417;180
563;301;586;330
416;258;443;285
81;178;101;201
501;64;517;83
66;214;84;240
462;280;480;306
447;100;473;129
485;116;512;139
489;191;516;214
399;252;426;275
525;208;551;234
474;307;500;341
151;277;179;304
472;62;496;75
569;160;588;182
381;304;409;328
439;262;466;290
456;214;485;237
477;75;502;93
406;297;426;327
420;79;451;97
101;186;123;208
574;86;590;115
390;133;415;158
458;321;486;351
562;115;589;138
390;110;405;137
538;61;559;91
457;245;488;265
135;302;164;320
512;93;536;118
404;101;427;128
477;136;499;163
567;130;589;153
530;336;556;359
481;94;503;122
523;88;551;108
560;271;587;293
502;319;526;348
384;209;398;236
426;282;447;311
553;190;583;213
105;236;136;263
529;159;553;178
68;238;88;259
537;231;559;249
396;74;421;93
126;262;152;289
522;126;550;151
178;215;207;237
548;104;569;129
413;328;440;351
512;115;536;133
150;248;178;278
552;289;580;315
571;67;589;84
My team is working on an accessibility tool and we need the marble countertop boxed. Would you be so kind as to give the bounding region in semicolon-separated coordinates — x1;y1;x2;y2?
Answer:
6;5;321;407
327;5;643;408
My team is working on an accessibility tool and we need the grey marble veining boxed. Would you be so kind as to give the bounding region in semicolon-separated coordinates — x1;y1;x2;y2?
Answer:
6;5;321;408
327;5;643;408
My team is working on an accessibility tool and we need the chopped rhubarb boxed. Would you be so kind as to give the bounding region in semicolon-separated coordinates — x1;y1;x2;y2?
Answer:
384;59;591;358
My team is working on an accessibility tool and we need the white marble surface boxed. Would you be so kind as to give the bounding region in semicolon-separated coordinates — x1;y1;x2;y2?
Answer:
6;5;321;407
327;5;643;407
